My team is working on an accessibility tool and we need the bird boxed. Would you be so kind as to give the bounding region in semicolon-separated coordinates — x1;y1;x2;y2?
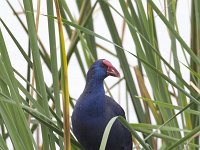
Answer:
72;59;132;150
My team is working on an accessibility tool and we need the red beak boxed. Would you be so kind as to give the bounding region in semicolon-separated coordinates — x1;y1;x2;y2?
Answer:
103;60;120;77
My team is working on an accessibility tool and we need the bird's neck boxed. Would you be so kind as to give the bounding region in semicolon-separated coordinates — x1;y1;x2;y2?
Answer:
84;78;105;94
82;78;105;116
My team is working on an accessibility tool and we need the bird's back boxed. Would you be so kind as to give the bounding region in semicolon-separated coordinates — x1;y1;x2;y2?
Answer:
72;95;132;150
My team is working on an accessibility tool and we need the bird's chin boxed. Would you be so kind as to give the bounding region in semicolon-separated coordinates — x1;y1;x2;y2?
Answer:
107;67;120;77
107;72;119;77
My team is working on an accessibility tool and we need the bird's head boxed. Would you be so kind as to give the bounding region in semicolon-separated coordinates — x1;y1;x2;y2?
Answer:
87;59;120;81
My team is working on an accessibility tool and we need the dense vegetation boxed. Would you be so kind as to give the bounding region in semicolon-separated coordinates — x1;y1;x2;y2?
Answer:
0;0;200;149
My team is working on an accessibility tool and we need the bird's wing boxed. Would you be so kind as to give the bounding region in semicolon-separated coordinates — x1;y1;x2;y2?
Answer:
105;95;126;118
105;95;132;150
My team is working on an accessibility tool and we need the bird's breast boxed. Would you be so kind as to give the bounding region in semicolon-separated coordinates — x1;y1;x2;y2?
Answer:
75;94;105;116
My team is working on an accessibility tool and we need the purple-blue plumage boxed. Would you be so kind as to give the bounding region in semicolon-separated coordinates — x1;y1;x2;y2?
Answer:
72;59;132;150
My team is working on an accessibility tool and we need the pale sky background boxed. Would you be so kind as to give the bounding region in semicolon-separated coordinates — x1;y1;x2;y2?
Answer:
0;0;191;149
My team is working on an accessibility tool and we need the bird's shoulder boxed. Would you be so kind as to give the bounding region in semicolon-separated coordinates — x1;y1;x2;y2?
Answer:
105;95;126;118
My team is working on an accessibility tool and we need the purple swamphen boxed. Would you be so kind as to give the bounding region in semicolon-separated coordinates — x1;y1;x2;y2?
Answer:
72;59;132;150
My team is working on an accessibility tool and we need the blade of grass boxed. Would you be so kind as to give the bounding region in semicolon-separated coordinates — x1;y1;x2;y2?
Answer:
0;29;36;149
131;123;191;132
0;18;33;68
190;1;200;146
0;134;8;150
134;66;161;124
119;0;181;140
59;0;97;62
144;102;194;142
54;0;70;149
99;116;151;150
167;0;192;138
5;0;51;72
117;1;176;137
0;93;82;149
132;126;200;149
46;0;63;148
76;0;97;59
167;125;200;149
59;2;87;78
98;0;146;125
135;96;200;116
0;94;63;137
22;0;51;149
147;0;200;65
